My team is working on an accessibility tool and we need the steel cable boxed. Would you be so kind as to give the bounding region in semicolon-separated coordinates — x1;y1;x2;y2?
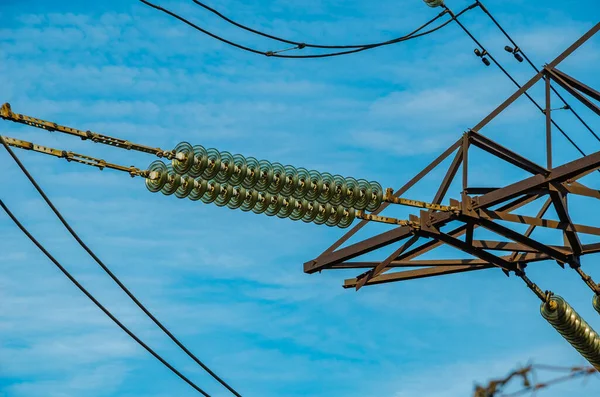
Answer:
0;199;212;397
140;0;477;58
0;137;242;397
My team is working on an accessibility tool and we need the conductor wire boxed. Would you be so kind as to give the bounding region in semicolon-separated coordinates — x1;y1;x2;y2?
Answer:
0;137;242;397
140;0;477;58
190;0;446;49
0;199;212;397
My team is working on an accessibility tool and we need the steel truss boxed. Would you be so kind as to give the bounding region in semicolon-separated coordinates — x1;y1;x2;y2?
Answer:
305;22;600;296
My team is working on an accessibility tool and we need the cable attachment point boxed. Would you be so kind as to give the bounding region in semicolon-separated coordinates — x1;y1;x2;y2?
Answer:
504;45;524;62
474;48;491;66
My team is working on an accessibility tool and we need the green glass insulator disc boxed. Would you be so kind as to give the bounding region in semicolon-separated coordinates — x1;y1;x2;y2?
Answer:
266;162;286;194
314;203;332;225
214;184;234;207
172;142;195;175
240;189;259;212
301;202;320;223
242;157;261;188
145;160;169;193
201;148;222;180
265;195;285;216
214;151;236;183
255;160;274;192
188;178;208;201
161;165;182;196
326;205;346;227
252;192;271;214
292;168;311;199
305;170;323;202
280;165;298;197
354;179;372;210
338;208;356;228
366;181;384;212
289;199;309;221
329;175;346;206
201;181;221;204
187;145;208;178
342;177;360;208
175;176;196;199
276;197;296;219
317;172;335;204
229;154;247;186
227;187;247;210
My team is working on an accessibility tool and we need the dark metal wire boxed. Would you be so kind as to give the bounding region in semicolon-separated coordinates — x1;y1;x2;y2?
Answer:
140;0;476;58
476;0;600;143
0;137;242;397
0;199;212;397
190;0;446;49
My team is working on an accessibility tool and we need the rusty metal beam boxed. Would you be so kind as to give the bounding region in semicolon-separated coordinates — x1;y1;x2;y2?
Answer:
331;258;490;269
470;131;548;175
355;234;420;290
343;264;493;288
549;185;583;256
479;208;600;236
475;217;571;265
547;68;600;117
475;150;600;209
552;68;600;103
472;240;568;253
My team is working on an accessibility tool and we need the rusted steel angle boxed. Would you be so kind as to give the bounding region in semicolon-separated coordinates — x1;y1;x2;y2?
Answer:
548;187;583;255
395;194;543;263
469;131;548;175
547;69;600;117
343;264;493;288
344;252;552;288
478;208;600;236
331;258;489;269
475;150;600;209
355;235;420;289
473;216;571;265
552;68;600;103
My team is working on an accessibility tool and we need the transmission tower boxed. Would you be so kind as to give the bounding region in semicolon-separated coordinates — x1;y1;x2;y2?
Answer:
2;2;600;387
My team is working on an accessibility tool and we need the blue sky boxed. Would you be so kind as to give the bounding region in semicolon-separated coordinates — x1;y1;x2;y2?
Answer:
0;0;599;396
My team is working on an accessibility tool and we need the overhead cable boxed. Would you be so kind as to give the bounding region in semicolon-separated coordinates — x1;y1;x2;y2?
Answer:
0;199;213;397
0;137;242;397
140;0;477;58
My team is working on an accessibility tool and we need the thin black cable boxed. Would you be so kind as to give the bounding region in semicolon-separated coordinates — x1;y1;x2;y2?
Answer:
0;137;242;397
190;0;445;49
0;199;211;397
444;5;588;157
140;0;477;58
476;0;600;144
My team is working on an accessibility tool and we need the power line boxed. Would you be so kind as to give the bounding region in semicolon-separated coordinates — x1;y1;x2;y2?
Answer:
139;0;477;58
190;0;444;49
0;137;242;397
476;0;600;144
0;198;212;397
443;4;588;157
